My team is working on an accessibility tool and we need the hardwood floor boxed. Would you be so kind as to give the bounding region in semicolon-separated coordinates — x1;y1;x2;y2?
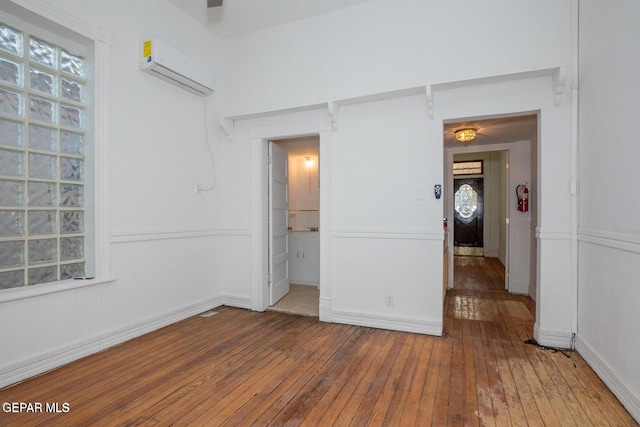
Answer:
0;257;637;426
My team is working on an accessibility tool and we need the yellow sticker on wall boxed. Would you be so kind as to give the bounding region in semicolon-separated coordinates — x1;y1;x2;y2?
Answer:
143;40;152;58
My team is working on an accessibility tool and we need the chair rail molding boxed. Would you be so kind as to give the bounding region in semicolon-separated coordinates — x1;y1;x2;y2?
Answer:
579;228;640;254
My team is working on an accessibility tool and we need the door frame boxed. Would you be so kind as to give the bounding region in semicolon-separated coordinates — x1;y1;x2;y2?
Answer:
249;118;333;321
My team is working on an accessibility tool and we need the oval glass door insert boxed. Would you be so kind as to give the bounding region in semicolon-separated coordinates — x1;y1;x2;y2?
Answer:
455;183;478;219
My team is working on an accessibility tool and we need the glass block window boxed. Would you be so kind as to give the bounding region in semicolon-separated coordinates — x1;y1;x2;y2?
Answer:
0;21;86;289
453;160;483;176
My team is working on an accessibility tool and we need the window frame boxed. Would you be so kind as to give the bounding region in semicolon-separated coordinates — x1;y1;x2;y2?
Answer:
453;160;484;176
0;20;89;286
0;1;112;302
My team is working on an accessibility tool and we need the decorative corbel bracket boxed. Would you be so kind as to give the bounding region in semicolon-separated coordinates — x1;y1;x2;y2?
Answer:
220;117;234;142
328;101;339;130
553;66;567;106
425;85;434;119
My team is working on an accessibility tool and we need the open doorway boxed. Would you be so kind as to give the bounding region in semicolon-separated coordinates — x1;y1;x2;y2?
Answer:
268;136;320;317
444;114;538;333
452;152;507;268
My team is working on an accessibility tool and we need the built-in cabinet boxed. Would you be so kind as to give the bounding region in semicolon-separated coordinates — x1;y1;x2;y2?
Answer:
289;232;319;285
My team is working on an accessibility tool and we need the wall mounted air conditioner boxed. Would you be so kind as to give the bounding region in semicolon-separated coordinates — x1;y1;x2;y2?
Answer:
140;39;214;96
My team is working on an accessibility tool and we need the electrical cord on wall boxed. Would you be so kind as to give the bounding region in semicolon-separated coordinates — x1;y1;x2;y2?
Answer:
196;96;217;193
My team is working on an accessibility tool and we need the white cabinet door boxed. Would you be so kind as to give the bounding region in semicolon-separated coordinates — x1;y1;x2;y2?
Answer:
288;233;302;283
303;233;320;284
288;232;319;285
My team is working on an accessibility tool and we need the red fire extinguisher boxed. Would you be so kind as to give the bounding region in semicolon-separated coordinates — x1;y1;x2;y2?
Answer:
516;183;529;212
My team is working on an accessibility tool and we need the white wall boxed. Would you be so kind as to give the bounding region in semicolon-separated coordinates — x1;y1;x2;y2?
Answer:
330;95;442;332
0;0;237;387
577;0;640;420
232;96;444;334
214;1;575;340
219;0;572;116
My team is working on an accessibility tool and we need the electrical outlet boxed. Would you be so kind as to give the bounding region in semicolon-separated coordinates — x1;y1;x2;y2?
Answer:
385;293;394;306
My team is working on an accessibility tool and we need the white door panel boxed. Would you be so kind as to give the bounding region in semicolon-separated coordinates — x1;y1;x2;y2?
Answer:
269;142;290;305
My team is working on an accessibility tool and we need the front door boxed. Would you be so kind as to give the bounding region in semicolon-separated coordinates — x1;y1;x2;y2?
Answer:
454;178;484;252
269;141;290;305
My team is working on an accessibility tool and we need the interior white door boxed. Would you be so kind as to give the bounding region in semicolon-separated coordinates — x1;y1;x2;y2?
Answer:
269;141;290;305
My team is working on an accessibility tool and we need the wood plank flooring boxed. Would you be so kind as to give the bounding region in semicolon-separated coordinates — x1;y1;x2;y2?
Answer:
0;256;637;426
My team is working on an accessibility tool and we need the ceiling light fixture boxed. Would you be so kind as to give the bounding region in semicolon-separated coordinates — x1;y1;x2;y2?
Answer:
455;128;477;143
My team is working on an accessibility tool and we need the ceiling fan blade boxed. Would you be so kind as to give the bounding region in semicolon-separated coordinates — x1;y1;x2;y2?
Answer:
207;0;223;7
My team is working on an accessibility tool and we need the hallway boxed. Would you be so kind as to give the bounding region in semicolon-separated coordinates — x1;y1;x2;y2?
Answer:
444;256;535;339
438;256;637;425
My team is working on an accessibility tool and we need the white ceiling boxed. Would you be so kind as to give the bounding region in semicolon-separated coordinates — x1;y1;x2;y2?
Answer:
444;114;538;149
168;0;378;39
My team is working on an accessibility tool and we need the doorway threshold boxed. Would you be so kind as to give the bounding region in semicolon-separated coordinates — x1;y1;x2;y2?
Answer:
268;284;319;317
454;247;484;256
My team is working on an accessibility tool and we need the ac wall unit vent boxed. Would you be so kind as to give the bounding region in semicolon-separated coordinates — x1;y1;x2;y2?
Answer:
140;39;214;96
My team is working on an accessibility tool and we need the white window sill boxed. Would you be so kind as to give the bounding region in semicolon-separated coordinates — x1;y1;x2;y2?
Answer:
0;277;116;303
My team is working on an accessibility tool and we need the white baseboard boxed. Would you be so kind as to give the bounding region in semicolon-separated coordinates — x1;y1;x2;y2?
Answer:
319;297;332;323
534;324;574;348
222;294;252;310
0;296;225;389
331;308;442;336
509;281;530;295
575;335;640;423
